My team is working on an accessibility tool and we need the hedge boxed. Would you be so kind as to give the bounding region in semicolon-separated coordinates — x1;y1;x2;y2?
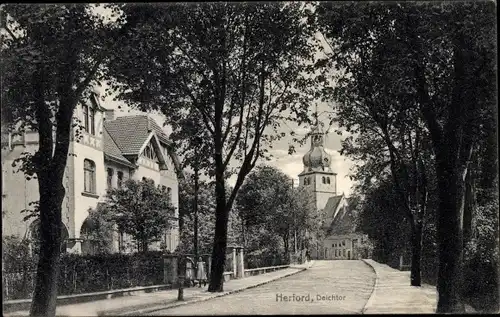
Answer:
245;251;288;269
3;251;164;300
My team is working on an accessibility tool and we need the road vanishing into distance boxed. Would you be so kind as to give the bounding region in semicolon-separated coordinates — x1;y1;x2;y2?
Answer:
144;260;376;315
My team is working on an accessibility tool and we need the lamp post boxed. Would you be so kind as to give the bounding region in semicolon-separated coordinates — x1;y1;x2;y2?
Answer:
114;212;126;253
179;131;203;301
193;142;201;265
192;134;203;284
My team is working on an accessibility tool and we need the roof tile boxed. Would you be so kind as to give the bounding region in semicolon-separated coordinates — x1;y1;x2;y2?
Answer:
102;128;134;166
104;115;170;155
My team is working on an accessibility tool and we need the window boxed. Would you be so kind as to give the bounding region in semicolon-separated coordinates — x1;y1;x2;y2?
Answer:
107;168;114;190
84;159;96;193
117;171;124;188
90;108;96;135
118;230;125;253
304;178;307;185
343;249;346;257
343;240;346;247
322;176;325;184
327;177;330;184
167;187;172;202
82;105;89;132
144;145;157;160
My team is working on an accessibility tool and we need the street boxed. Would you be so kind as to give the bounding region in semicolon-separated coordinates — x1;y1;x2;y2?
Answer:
144;260;375;315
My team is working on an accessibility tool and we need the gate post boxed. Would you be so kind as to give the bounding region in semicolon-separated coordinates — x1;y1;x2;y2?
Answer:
235;246;245;278
163;254;178;285
232;247;237;277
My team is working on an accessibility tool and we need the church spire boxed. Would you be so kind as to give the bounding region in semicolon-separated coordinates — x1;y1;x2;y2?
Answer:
314;103;319;128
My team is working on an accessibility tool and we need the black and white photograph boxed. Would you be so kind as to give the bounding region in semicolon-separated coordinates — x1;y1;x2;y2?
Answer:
1;1;498;316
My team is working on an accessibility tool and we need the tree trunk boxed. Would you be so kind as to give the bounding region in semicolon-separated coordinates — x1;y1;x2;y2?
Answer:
463;159;476;245
30;180;64;317
294;229;297;254
208;140;228;292
283;234;289;260
193;165;199;261
435;155;466;313
410;220;423;287
241;218;246;248
208;194;228;292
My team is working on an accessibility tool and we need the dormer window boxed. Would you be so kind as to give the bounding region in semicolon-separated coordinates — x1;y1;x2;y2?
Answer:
144;144;157;160
90;108;96;135
82;104;96;135
83;105;89;132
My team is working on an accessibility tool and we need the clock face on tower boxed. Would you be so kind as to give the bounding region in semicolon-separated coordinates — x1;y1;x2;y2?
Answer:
313;134;323;145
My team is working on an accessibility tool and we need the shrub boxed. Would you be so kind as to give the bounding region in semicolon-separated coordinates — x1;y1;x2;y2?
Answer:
245;249;288;269
3;248;165;300
462;199;499;312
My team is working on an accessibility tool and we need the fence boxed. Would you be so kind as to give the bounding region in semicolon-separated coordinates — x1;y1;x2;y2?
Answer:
245;252;288;269
2;252;164;301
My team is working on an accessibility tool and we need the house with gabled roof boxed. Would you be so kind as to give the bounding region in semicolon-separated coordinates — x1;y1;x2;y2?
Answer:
1;91;179;254
298;122;366;260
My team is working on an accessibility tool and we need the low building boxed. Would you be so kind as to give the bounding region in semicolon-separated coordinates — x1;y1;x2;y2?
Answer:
320;194;368;260
1;91;180;254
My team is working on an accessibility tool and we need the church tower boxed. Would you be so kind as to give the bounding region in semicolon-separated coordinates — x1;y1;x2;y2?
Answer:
298;122;337;211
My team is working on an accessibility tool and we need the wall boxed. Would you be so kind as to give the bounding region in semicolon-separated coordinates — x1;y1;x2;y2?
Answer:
134;158;161;184
313;172;337;211
322;234;365;260
104;160;132;189
2;132;72;242
298;171;337;211
71;104;106;249
160;146;179;251
2;143;40;238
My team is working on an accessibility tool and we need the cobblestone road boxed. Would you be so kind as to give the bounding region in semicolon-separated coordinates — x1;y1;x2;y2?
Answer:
144;260;375;315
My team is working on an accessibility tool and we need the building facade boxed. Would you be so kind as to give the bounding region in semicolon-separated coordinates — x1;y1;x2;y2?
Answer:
298;123;366;260
1;91;180;254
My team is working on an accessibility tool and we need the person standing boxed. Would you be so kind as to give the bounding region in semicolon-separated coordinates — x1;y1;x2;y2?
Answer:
185;257;195;287
196;257;207;287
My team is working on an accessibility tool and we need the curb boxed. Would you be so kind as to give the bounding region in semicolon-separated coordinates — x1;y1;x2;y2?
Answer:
360;259;378;314
3;284;174;314
117;267;309;316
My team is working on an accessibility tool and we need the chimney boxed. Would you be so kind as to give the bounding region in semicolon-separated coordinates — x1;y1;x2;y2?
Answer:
104;109;115;121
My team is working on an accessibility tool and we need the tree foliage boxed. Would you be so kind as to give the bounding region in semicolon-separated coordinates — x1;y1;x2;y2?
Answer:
97;178;176;253
81;207;116;255
0;4;138;315
316;0;436;287
315;1;497;312
236;165;321;261
105;2;320;291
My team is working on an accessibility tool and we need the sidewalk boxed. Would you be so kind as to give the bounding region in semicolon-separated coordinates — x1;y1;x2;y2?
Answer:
362;259;436;314
5;261;314;317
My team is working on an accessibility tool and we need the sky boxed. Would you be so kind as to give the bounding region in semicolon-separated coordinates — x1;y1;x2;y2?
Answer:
91;4;356;196
98;84;355;196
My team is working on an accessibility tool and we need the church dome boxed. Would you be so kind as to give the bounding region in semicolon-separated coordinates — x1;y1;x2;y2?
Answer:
302;124;332;172
303;146;332;171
